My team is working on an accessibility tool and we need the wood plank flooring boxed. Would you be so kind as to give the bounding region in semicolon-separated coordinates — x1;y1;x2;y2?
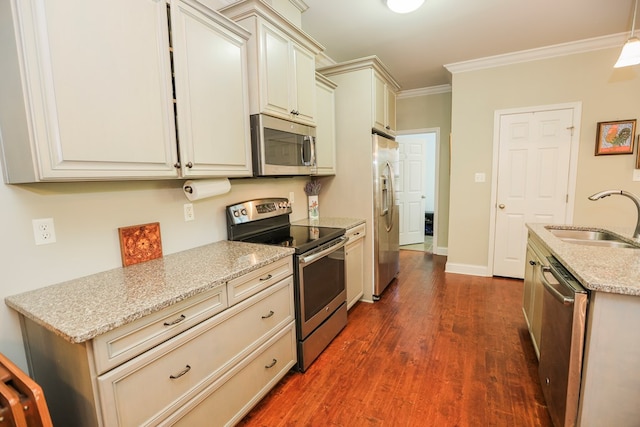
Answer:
238;250;552;426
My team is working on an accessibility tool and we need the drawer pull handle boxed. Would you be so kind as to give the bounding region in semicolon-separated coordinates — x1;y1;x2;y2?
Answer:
265;359;277;369
164;314;186;326
259;274;273;281
169;365;191;379
261;310;275;319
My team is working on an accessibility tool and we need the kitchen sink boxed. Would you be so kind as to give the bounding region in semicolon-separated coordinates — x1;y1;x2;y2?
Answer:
546;227;640;249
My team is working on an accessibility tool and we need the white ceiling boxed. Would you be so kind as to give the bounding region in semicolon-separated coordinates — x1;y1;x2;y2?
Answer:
300;0;636;90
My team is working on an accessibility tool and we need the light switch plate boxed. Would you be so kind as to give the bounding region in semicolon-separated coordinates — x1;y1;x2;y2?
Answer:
474;172;486;183
633;169;640;181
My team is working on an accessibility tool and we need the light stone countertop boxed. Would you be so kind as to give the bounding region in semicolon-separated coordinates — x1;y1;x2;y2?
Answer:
292;217;365;229
5;241;294;343
527;223;640;296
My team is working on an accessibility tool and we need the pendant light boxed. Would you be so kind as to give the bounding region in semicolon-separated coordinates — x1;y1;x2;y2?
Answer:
615;0;640;68
386;0;425;14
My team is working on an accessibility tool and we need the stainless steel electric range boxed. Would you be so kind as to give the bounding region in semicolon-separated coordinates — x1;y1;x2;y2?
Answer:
226;197;348;372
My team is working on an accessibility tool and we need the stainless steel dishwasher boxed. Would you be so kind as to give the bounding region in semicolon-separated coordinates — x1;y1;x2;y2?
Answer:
538;256;588;427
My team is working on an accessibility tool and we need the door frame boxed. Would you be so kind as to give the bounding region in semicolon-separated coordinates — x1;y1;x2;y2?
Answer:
396;127;441;253
487;102;581;276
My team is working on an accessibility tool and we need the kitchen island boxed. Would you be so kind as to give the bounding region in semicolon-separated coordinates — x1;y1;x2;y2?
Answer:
5;240;296;426
526;223;640;427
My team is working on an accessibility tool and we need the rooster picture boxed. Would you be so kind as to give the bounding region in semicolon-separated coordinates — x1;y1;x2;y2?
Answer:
604;124;632;146
597;120;636;155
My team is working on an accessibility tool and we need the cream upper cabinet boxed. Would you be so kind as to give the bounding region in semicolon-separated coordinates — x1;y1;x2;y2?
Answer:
0;0;252;183
220;0;324;127
171;0;252;177
373;71;398;136
318;56;400;139
314;73;337;176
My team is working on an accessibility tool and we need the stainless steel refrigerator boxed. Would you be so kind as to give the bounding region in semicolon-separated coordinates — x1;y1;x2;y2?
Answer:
372;133;400;298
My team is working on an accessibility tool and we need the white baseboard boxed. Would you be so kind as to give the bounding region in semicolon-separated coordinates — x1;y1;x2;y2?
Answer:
434;246;448;256
444;262;491;277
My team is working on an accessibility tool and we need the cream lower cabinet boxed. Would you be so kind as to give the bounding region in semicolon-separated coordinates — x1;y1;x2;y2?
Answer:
20;257;295;427
345;223;366;310
522;233;545;359
0;0;252;183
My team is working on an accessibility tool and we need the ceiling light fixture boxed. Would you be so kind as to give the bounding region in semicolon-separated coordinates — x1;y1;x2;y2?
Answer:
386;0;425;14
615;0;640;68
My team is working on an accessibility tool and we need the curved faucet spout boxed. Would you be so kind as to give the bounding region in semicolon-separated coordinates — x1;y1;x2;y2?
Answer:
588;190;640;238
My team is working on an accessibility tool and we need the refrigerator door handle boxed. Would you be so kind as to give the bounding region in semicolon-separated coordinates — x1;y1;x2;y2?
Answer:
386;161;396;232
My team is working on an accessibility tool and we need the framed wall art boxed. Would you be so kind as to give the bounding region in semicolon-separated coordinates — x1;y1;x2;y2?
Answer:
595;119;636;155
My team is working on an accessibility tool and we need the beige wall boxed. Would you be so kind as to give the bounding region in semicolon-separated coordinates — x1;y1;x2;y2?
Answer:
397;91;451;250
448;46;640;271
0;177;311;371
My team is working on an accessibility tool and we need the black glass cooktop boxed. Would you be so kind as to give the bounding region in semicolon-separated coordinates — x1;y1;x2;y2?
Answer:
243;225;345;254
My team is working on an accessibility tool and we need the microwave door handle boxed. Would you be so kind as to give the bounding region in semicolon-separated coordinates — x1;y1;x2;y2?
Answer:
301;136;312;166
310;136;316;167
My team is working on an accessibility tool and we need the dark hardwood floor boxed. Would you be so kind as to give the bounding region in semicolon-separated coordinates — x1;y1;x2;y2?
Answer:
238;250;552;426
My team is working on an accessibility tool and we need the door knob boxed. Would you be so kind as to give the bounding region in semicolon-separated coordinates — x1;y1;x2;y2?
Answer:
498;204;505;209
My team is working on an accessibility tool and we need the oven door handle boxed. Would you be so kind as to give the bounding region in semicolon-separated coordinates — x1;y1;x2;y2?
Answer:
299;236;349;264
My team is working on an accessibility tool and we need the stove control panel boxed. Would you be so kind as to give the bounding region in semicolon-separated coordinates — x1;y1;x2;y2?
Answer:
226;197;292;225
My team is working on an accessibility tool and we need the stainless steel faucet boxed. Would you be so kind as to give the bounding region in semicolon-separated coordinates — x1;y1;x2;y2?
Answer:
588;190;640;238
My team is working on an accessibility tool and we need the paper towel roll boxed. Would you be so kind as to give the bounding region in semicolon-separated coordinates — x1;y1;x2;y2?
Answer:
183;178;231;201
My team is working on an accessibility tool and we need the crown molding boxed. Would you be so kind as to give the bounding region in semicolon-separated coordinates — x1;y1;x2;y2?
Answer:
445;33;628;75
398;84;451;99
289;0;308;13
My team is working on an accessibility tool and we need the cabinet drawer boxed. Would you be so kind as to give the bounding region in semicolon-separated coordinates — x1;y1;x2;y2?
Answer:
97;277;294;427
92;285;228;374
165;322;296;427
346;223;366;241
227;256;292;306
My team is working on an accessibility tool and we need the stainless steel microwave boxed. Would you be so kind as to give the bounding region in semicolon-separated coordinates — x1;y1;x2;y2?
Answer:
250;114;316;176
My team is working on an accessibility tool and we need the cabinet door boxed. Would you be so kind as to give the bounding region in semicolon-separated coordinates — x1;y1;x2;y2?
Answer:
171;0;252;177
346;226;365;310
259;23;291;118
290;42;316;125
15;0;178;180
386;84;397;134
314;77;336;175
373;72;387;133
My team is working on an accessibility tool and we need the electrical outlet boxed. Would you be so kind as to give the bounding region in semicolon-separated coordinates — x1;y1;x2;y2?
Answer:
32;218;56;245
184;203;195;221
289;191;295;203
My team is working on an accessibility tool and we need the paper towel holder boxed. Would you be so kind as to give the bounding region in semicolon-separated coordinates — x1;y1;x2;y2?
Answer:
182;178;231;201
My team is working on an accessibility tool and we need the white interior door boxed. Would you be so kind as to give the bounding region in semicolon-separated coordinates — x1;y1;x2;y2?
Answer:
493;108;575;278
397;136;426;245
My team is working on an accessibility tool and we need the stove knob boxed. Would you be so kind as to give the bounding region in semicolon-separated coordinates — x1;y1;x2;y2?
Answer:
233;210;240;217
240;208;247;216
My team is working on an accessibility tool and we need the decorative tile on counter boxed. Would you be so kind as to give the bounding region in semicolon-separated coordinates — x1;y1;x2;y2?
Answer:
5;241;294;343
527;223;640;296
292;217;365;229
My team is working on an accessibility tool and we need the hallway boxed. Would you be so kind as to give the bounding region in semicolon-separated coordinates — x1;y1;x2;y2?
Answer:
238;251;551;426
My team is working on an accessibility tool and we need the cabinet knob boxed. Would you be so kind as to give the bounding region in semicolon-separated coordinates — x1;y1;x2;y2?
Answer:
498;204;505;209
173;162;181;168
529;260;537;266
186;162;193;168
385;125;391;130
